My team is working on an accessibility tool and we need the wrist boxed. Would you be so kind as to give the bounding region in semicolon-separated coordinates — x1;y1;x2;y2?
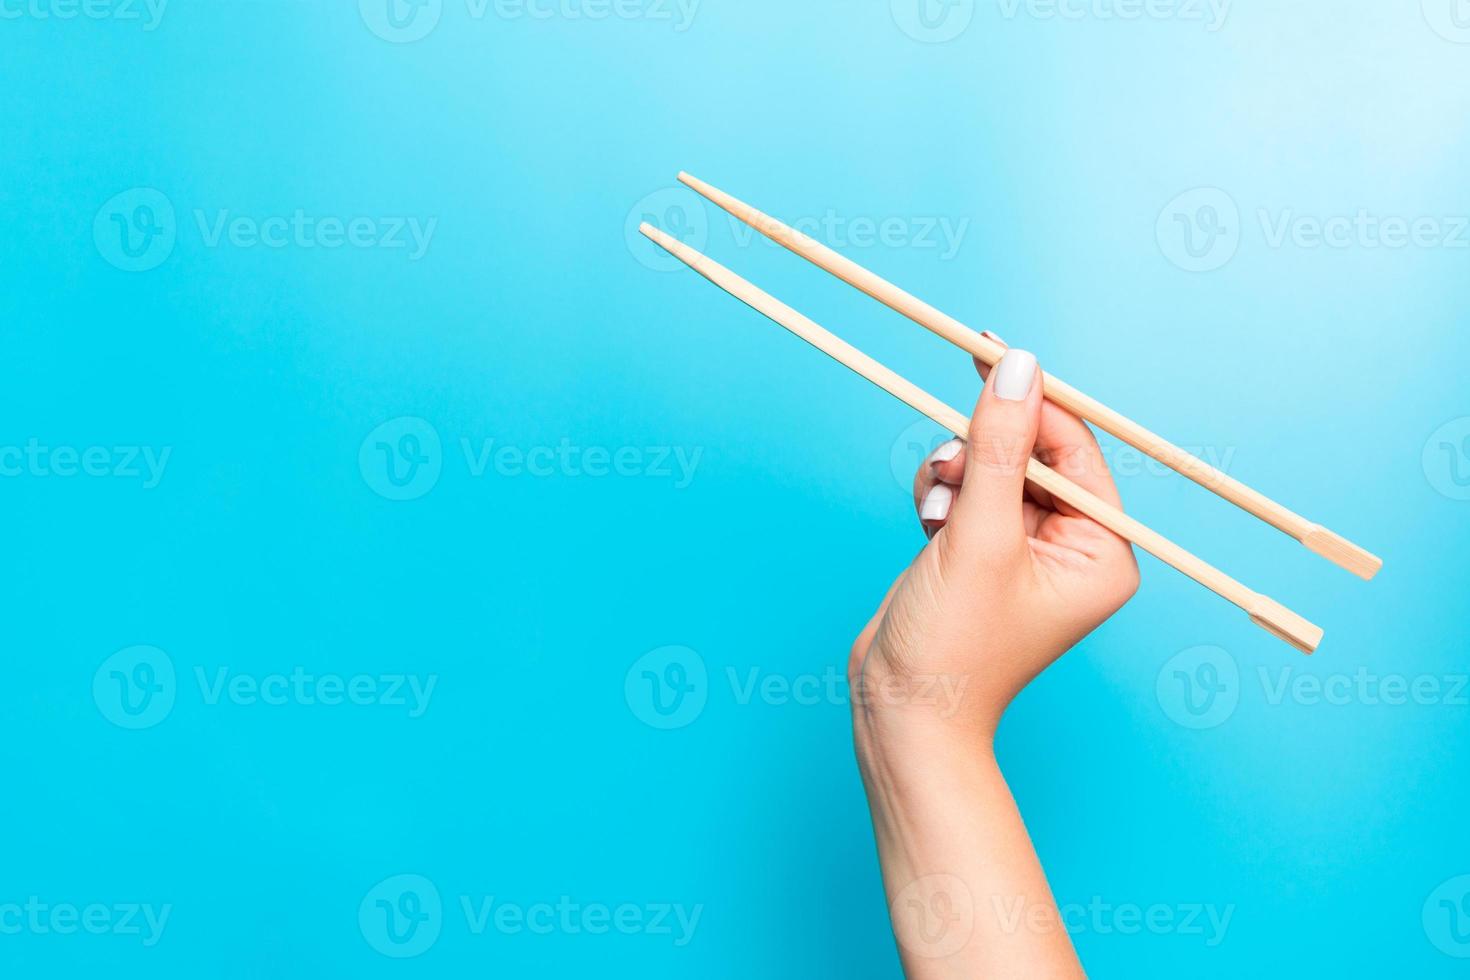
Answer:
852;696;1000;808
850;654;1005;763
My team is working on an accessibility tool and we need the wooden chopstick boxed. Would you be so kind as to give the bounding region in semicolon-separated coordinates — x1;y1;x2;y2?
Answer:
676;172;1382;583
641;222;1323;654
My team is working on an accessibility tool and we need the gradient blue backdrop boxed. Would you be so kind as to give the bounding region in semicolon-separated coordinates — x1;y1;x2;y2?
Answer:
3;0;1469;976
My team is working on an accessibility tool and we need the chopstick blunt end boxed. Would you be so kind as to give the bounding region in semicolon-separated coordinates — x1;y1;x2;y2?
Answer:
1301;525;1383;581
1248;597;1324;655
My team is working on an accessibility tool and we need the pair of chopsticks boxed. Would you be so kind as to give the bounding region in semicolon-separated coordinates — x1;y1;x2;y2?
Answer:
642;173;1381;654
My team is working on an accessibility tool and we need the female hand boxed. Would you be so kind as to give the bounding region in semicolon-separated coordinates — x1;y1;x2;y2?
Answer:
851;346;1140;744
849;346;1139;979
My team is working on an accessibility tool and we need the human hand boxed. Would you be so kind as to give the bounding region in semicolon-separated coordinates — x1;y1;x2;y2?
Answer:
850;346;1140;746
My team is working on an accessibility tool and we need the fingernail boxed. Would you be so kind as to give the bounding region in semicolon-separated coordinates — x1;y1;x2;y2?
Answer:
920;484;954;523
929;438;963;466
981;330;1008;347
991;349;1037;402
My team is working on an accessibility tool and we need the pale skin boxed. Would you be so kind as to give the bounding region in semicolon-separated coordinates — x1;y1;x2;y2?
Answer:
850;347;1141;978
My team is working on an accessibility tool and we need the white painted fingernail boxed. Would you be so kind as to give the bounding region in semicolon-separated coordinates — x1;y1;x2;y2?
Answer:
981;330;1008;347
991;349;1037;402
929;438;963;464
920;484;954;523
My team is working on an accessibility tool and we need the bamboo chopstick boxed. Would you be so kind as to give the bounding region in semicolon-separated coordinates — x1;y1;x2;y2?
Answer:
676;172;1382;582
641;222;1323;654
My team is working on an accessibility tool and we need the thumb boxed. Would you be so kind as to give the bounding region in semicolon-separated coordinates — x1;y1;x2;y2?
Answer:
945;349;1042;556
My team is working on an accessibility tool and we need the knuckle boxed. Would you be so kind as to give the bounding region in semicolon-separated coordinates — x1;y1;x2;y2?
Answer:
1116;560;1142;605
846;640;868;691
1037;444;1104;482
968;430;1030;474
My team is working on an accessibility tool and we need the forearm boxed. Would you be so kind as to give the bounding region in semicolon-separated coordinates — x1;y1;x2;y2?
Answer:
854;715;1084;979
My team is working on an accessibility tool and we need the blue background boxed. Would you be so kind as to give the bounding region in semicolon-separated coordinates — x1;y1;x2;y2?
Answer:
3;0;1469;976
